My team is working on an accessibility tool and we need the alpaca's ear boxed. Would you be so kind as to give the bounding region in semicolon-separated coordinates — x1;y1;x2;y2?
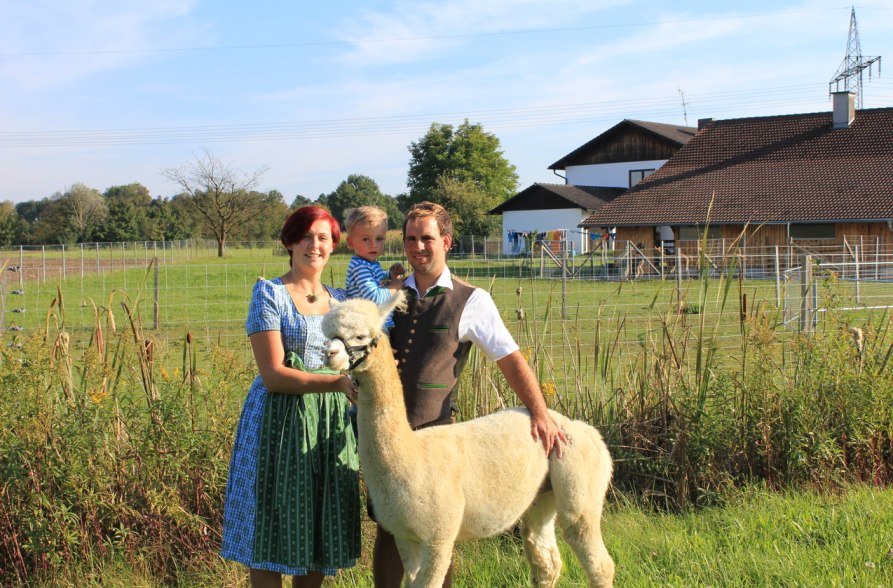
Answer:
381;290;407;318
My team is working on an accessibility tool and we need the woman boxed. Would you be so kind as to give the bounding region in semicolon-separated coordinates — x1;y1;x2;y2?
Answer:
222;206;360;588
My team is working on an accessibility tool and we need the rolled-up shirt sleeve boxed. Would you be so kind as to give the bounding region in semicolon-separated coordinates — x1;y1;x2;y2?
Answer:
458;288;519;361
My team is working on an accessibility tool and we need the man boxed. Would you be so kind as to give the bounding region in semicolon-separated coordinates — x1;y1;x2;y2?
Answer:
373;201;566;587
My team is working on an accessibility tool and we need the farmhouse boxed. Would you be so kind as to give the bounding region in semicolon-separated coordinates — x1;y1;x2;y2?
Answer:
490;119;697;256
580;93;893;252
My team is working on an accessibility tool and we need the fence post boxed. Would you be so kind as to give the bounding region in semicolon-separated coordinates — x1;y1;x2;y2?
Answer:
561;238;568;320
676;247;683;313
774;246;781;307
660;246;665;279
800;254;813;333
854;245;861;304
1;267;5;331
539;243;544;278
154;257;159;330
41;245;46;283
62;244;66;279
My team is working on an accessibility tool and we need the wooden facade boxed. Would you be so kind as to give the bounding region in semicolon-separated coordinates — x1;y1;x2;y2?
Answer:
564;127;683;166
615;222;893;251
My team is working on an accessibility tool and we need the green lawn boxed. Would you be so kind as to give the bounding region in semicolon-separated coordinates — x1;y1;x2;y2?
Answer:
42;485;893;587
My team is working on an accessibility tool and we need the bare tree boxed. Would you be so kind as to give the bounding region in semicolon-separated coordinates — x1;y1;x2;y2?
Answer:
163;149;268;256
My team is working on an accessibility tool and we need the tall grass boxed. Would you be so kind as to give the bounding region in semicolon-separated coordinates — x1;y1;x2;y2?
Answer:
1;245;892;584
0;288;253;584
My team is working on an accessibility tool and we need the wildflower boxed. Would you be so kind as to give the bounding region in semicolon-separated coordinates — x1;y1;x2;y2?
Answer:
160;367;170;381
542;381;557;399
90;388;107;404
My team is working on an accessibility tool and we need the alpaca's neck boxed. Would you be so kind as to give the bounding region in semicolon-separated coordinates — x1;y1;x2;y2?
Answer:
353;336;418;466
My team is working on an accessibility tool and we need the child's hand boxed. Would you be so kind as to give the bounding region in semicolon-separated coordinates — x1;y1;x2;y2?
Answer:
389;262;406;280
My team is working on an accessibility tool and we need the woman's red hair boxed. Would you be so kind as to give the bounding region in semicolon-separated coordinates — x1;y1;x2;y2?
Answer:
280;206;341;261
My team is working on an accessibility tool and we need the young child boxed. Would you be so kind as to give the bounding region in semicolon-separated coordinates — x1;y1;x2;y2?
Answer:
343;205;406;331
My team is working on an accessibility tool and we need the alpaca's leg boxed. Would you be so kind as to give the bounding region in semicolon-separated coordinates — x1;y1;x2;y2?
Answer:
520;492;562;588
552;434;615;587
409;542;453;588
560;512;614;588
394;538;422;586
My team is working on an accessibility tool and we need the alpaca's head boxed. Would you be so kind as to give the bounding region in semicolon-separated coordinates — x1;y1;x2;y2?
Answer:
322;291;407;372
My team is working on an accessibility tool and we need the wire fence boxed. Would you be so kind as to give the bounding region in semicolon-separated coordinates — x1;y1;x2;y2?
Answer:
2;238;892;376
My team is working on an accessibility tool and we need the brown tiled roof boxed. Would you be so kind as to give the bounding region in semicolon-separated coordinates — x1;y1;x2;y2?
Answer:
581;108;893;227
549;119;697;170
488;183;625;214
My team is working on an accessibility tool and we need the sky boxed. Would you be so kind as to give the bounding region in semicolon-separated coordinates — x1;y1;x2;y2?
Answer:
2;1;892;205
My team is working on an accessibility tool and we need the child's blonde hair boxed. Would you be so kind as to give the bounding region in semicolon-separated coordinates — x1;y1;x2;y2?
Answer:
344;205;388;232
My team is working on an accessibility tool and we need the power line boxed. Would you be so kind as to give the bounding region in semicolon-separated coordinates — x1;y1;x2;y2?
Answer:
0;7;856;58
0;83;843;148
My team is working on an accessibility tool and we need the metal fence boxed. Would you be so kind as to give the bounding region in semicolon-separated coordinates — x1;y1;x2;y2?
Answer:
2;239;892;366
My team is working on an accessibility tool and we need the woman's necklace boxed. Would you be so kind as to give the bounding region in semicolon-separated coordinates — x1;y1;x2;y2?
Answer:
286;273;321;303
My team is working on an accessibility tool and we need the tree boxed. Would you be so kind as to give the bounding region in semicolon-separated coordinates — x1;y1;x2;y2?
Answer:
0;201;18;247
290;194;313;209
97;183;153;242
31;193;75;244
163;150;268;256
235;190;289;242
404;120;518;234
64;183;107;242
147;196;197;241
431;176;500;239
15;199;48;245
319;174;401;229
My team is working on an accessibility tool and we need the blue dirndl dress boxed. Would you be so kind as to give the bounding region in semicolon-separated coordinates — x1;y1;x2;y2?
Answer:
221;278;359;575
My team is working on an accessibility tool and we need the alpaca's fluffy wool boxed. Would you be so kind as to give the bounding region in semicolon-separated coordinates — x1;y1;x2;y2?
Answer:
322;293;615;588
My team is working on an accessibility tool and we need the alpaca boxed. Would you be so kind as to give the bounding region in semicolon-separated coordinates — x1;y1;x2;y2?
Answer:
321;292;615;588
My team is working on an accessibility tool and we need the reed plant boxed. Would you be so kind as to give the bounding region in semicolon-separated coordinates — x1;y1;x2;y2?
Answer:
0;279;253;584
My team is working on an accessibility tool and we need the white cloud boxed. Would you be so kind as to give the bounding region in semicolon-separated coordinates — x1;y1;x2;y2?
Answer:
0;0;200;90
334;0;632;66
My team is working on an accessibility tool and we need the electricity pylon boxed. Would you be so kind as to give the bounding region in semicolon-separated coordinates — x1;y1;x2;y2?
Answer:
828;6;881;108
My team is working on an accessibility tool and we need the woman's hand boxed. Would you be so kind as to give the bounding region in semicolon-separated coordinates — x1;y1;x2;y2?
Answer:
337;374;358;403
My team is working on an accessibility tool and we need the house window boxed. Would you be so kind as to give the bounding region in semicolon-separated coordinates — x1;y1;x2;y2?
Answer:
629;169;655;187
789;224;835;239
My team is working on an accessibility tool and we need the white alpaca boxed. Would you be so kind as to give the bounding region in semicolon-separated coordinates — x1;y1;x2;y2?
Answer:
321;292;615;588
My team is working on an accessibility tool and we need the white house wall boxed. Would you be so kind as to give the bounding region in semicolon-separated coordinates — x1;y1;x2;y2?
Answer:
566;159;669;187
501;209;591;256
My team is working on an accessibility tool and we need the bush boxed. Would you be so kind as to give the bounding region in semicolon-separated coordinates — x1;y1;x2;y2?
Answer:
0;308;253;584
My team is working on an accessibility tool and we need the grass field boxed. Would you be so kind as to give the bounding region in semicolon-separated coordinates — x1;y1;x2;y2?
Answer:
38;485;893;587
2;244;892;586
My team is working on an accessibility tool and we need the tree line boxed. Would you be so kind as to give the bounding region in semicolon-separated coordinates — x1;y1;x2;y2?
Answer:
0;121;519;255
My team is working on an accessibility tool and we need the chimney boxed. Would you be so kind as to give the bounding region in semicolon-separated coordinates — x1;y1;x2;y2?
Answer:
697;118;714;130
832;91;855;129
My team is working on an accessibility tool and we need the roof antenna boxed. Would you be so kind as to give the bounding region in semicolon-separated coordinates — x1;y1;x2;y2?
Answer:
829;6;881;108
678;88;689;126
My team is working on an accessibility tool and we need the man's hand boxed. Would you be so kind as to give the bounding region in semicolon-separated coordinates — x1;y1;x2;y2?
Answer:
531;411;568;458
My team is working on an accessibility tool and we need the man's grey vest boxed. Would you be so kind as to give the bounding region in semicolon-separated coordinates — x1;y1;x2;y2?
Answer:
390;278;476;429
